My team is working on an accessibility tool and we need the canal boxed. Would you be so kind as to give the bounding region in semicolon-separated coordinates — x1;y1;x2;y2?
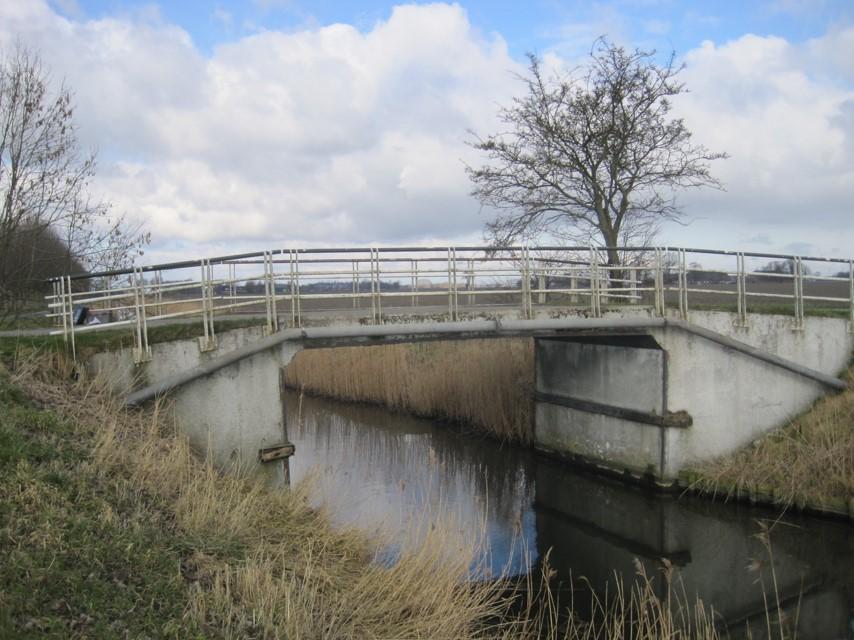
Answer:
282;389;854;638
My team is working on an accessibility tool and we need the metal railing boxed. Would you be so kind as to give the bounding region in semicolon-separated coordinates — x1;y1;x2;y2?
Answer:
45;246;854;363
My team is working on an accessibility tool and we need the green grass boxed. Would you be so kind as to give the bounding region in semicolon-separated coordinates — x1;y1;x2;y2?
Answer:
0;370;207;638
0;317;266;361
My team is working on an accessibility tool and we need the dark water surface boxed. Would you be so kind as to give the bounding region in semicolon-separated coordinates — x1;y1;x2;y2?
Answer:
283;390;854;638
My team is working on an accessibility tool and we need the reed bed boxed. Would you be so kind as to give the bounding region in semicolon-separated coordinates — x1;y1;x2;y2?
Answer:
285;338;536;444
693;365;854;510
0;350;745;639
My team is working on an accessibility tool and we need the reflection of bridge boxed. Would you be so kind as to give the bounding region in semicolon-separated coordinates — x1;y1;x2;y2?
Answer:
63;245;853;485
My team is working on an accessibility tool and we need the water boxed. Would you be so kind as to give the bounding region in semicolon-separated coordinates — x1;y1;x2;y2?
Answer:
283;390;854;638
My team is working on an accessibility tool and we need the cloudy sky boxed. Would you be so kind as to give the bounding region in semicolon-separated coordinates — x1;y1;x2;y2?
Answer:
1;0;852;265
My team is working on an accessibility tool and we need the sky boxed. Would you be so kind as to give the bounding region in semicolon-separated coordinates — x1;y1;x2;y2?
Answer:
1;0;852;266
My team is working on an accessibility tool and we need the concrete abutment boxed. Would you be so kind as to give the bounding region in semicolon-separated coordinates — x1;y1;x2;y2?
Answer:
87;310;851;488
533;313;852;484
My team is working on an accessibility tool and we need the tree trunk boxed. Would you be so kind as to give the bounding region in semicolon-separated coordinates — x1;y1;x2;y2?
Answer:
603;231;623;288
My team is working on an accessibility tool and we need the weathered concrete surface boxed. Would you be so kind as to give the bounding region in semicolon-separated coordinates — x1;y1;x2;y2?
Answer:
88;310;851;485
89;327;302;483
536;337;665;414
89;325;268;394
536;401;665;478
533;312;852;482
670;309;852;375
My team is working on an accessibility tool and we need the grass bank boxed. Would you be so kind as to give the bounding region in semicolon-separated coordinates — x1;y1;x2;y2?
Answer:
688;365;854;516
0;346;741;638
0;355;533;638
285;339;535;444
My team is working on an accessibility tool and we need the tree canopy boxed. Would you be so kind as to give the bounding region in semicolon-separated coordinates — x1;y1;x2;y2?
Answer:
467;39;727;267
0;44;147;311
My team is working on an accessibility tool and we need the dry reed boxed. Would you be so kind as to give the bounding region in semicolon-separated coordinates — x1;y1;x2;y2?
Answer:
11;362;530;639
285;338;535;443
3;351;764;639
694;365;854;509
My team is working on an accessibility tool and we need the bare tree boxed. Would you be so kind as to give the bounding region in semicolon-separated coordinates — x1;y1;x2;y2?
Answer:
467;39;727;270
0;44;147;312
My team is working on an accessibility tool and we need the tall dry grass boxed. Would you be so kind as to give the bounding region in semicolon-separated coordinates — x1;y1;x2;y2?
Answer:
14;368;527;638
285;338;535;443
4;351;742;639
694;365;854;509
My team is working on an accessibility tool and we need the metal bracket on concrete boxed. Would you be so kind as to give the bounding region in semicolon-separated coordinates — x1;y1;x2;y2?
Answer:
259;442;295;462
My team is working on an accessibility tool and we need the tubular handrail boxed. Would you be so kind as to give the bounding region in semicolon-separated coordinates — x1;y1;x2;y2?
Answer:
45;245;854;363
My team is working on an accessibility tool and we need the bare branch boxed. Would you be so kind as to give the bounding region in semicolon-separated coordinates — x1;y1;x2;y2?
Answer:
466;38;727;267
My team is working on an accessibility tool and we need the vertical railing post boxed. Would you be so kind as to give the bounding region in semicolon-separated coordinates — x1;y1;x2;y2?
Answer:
521;246;533;319
654;248;664;317
132;268;150;363
65;276;77;362
198;259;216;351
292;250;302;328
448;247;459;321
736;252;748;328
373;248;382;324
589;247;601;318
677;248;688;321
569;270;578;304
288;251;296;327
629;265;638;304
264;252;272;333
793;256;805;331
58;277;68;339
228;263;236;303
353;260;359;309
537;262;546;305
848;260;853;334
410;259;417;308
467;259;475;306
155;270;163;317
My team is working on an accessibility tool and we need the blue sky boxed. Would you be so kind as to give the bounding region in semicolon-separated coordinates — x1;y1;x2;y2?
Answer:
3;0;852;263
63;0;853;56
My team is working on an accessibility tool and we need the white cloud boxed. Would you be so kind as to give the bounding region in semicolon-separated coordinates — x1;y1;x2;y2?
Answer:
0;1;852;264
0;1;523;262
667;29;854;255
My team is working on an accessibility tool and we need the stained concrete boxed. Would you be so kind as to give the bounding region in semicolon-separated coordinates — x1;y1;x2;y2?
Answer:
533;313;852;483
89;309;852;486
89;328;302;484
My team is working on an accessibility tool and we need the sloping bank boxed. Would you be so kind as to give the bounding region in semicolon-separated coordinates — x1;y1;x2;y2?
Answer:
0;356;531;639
285;341;854;520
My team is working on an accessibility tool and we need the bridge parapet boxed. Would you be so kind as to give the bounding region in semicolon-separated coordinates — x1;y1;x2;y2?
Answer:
46;245;854;363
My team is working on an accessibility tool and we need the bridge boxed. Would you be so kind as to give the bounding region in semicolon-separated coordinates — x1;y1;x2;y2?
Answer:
49;245;854;485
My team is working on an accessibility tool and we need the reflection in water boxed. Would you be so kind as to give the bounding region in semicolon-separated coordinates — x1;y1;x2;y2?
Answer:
286;390;537;576
284;389;854;638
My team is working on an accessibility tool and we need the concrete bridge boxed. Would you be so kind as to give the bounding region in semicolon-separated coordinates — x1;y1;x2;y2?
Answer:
51;245;853;485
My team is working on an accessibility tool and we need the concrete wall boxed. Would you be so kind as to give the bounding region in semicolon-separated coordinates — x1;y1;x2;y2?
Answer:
89;327;302;485
653;325;827;477
536;337;664;414
534;313;852;482
668;310;852;376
